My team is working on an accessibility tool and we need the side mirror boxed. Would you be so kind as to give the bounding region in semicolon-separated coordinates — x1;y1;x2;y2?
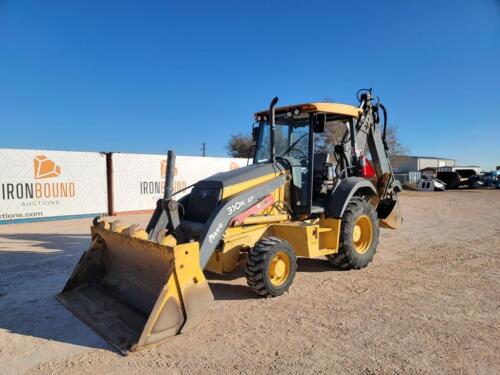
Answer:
252;126;259;142
313;113;326;133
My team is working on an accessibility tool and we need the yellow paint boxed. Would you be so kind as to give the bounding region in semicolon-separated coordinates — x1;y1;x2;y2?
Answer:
269;219;341;258
110;220;127;233
208;215;341;274
131;229;149;240
268;251;291;286
222;171;285;199
255;102;361;118
206;178;340;274
240;213;289;225
160;234;178;247
96;219;111;230
379;199;403;229
318;217;341;254
270;222;318;257
138;267;183;347
205;249;223;274
207;180;290;273
125;226;149;240
221;224;269;273
205;224;270;274
353;215;372;254
138;241;213;348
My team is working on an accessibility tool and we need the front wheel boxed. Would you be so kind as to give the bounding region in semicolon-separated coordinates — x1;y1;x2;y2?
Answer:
326;197;379;269
245;237;297;297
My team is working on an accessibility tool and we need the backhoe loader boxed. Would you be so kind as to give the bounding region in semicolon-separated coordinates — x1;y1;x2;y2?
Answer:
58;89;402;354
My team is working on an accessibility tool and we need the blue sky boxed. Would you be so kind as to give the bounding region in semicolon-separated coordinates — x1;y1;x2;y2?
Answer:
1;1;499;169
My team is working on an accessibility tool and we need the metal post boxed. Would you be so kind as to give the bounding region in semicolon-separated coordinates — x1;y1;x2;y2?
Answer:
306;115;314;213
106;152;114;215
269;97;279;163
164;150;176;200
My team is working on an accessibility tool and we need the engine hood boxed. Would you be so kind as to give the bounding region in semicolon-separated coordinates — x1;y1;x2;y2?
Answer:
181;162;287;224
200;162;287;199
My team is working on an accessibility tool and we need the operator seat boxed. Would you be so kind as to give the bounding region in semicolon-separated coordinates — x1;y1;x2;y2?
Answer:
313;153;335;201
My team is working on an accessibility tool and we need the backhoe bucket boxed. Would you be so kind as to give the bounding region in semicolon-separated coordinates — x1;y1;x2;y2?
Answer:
57;225;213;354
379;199;403;229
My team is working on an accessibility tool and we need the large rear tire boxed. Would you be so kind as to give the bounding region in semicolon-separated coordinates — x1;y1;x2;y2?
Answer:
245;237;297;297
326;197;379;269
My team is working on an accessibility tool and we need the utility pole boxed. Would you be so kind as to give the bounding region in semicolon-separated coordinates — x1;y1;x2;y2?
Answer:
201;142;207;157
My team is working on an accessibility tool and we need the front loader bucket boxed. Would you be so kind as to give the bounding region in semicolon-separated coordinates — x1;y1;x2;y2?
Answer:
57;225;213;354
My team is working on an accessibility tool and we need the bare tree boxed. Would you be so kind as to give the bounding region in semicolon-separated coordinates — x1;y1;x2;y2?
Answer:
227;116;408;160
226;133;254;158
316;96;409;156
315;96;350;153
316;122;408;156
314;120;348;153
383;124;409;156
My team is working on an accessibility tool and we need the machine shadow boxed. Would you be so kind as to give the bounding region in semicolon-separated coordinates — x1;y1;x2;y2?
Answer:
208;282;258;301
205;257;340;281
0;232;113;351
206;257;345;301
0;232;347;343
296;257;348;272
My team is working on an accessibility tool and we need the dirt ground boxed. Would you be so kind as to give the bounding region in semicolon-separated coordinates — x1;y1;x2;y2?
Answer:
0;190;499;375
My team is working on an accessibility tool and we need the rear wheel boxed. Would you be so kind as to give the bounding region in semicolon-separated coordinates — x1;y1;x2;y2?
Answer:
327;197;379;269
245;237;297;297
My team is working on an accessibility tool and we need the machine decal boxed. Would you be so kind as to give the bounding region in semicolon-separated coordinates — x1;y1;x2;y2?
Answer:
198;175;286;268
226;195;254;216
208;222;224;244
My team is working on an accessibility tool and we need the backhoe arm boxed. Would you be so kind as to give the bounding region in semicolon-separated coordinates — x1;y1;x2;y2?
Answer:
336;89;402;228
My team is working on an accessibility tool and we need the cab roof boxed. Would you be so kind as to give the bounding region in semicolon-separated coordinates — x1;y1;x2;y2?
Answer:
255;102;362;119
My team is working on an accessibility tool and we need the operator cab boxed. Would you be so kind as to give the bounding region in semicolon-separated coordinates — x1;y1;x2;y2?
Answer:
253;101;362;215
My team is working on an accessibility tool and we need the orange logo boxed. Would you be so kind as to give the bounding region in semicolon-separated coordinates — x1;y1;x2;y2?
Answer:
230;162;241;170
34;155;61;179
161;160;178;178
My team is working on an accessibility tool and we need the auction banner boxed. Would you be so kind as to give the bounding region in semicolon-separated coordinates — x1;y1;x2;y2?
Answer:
112;153;248;214
0;149;108;223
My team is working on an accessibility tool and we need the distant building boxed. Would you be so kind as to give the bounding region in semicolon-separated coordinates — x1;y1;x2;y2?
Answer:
390;155;456;174
420;167;437;178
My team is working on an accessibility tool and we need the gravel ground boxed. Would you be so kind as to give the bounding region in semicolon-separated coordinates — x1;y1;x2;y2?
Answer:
0;190;499;374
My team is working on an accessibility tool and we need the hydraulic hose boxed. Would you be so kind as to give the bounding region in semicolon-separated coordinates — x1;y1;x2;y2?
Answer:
378;103;388;151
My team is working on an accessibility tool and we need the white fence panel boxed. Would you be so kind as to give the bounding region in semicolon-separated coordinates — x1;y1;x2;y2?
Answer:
111;153;248;213
0;149;108;222
394;172;421;185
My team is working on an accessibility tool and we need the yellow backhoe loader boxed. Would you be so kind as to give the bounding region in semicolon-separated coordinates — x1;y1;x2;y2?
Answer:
58;89;402;354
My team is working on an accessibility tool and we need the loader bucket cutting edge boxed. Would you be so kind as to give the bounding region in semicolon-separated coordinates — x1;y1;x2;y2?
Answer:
57;226;214;354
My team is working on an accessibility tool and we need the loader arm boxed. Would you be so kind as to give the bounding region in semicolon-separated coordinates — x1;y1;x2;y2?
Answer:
197;175;287;268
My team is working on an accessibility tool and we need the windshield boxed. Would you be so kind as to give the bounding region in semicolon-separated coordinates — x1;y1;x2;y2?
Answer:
254;114;310;164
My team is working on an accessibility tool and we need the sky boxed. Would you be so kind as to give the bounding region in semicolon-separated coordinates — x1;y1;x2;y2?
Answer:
1;0;499;170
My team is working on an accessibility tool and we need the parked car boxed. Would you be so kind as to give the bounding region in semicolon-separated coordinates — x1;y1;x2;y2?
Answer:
482;171;500;188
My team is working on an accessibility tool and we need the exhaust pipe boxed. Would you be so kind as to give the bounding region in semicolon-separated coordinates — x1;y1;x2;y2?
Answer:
269;97;279;163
